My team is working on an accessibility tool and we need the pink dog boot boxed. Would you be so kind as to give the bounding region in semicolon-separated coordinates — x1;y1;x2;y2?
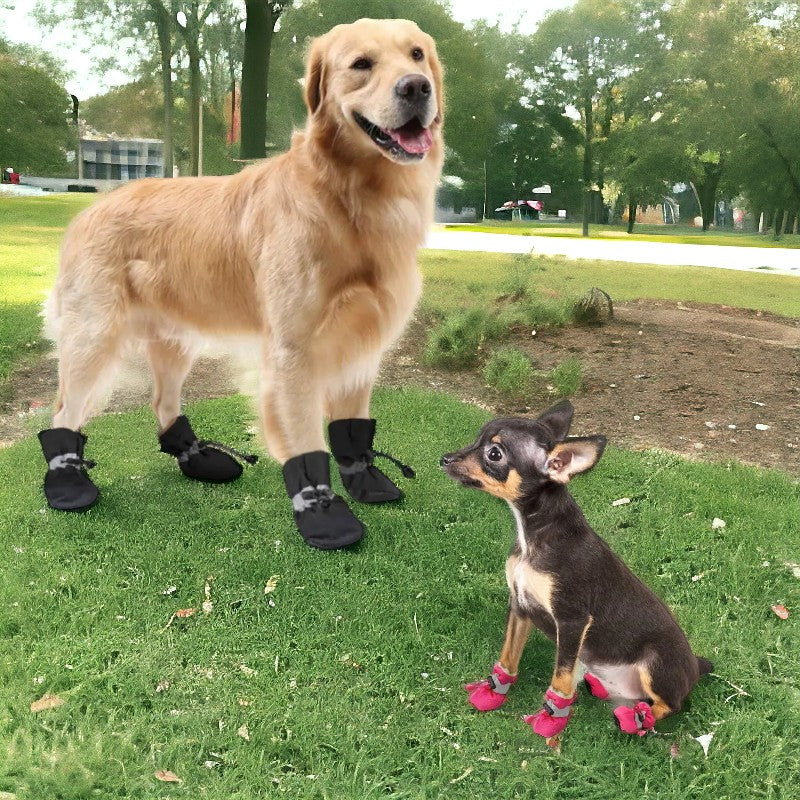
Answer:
614;701;656;736
523;687;577;738
584;671;610;699
464;662;517;711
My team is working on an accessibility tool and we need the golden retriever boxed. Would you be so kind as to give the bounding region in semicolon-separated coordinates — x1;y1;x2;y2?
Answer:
41;19;444;544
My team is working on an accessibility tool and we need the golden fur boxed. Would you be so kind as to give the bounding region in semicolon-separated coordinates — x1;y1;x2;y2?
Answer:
47;19;444;462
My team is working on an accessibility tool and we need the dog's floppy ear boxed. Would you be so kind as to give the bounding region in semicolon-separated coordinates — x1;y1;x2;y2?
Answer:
536;400;574;443
426;37;444;124
546;436;606;484
304;36;327;114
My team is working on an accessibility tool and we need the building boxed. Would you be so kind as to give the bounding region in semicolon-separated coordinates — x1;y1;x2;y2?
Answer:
80;137;164;181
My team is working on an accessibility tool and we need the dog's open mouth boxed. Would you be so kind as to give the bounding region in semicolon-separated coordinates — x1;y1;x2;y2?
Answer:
354;112;433;160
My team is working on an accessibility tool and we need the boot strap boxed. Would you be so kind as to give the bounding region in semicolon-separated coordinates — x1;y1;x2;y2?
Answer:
48;453;96;471
292;484;336;512
177;439;258;466
336;449;415;479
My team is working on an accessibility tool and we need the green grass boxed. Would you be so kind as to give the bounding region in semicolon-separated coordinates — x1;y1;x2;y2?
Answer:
1;389;799;798
419;250;800;319
443;221;800;249
482;347;533;402
0;195;95;394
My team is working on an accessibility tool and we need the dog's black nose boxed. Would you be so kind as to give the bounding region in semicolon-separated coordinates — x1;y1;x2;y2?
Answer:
440;454;455;467
395;74;432;104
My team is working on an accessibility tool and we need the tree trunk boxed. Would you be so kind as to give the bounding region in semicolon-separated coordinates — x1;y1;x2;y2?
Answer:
188;46;202;176
150;1;174;177
581;93;593;238
627;197;637;234
695;164;722;232
240;1;274;160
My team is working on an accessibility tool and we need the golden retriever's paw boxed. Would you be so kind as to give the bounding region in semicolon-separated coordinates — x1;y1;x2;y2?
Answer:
38;427;100;511
283;451;365;550
329;418;412;504
159;415;257;484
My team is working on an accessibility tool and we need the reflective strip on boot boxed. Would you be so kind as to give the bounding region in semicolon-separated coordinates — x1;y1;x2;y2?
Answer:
48;453;95;471
337;459;370;475
487;673;512;695
292;484;336;512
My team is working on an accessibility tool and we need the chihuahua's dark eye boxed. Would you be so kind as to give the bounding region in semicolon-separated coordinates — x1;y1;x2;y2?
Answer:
351;57;373;70
411;47;424;61
487;445;503;462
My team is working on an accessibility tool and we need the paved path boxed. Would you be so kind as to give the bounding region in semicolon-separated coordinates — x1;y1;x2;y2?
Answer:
424;230;800;276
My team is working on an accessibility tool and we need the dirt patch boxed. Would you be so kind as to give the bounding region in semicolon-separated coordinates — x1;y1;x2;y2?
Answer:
3;300;799;476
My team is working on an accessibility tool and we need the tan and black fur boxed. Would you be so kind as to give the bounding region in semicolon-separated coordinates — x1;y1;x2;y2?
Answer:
441;400;712;729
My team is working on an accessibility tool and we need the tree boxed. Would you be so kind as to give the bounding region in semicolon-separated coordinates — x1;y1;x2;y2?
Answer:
0;46;72;175
34;0;179;176
239;1;292;160
524;0;642;235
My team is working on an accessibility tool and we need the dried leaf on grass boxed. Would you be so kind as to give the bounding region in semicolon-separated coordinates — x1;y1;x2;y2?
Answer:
30;693;65;713
154;770;183;783
771;603;790;620
237;724;250;741
693;733;714;758
264;575;280;595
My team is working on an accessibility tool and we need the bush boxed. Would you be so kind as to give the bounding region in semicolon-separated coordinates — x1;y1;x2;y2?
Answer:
483;347;533;401
548;356;584;398
423;309;506;369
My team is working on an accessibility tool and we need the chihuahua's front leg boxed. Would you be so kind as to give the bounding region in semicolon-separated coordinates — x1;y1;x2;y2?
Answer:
524;615;593;738
465;608;532;711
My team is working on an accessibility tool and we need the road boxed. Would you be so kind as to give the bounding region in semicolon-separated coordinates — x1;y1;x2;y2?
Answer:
424;229;800;276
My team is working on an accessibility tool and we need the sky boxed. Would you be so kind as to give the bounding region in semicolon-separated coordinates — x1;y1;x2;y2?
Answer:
3;0;575;98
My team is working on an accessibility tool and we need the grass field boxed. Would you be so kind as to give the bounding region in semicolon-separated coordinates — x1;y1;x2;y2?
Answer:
420;250;800;319
2;195;798;398
443;220;800;249
1;389;799;799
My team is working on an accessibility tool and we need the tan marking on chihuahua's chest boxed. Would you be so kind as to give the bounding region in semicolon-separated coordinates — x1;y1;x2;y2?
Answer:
505;554;556;616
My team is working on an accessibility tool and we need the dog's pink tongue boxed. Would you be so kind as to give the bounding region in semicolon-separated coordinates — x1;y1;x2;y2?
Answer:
390;126;433;154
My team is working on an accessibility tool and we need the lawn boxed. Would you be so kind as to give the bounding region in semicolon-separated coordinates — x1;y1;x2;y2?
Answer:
444;220;800;249
1;389;799;799
1;194;799;796
0;195;95;400
420;250;800;319
2;194;799;400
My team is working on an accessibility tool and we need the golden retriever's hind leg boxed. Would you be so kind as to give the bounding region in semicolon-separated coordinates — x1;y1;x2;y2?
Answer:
42;325;121;511
52;331;122;430
259;380;290;464
146;338;196;432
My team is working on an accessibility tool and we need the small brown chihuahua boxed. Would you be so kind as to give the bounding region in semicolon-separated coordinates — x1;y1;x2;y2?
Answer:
441;400;712;741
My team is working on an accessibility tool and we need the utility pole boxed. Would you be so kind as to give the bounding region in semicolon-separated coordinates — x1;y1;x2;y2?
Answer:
70;94;83;182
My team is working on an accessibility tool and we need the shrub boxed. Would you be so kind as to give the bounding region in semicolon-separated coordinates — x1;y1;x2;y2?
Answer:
483;347;533;401
423;309;506;369
548;356;584;398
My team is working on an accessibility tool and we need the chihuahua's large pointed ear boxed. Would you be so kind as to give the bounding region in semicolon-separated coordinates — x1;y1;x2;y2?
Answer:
304;36;327;114
536;400;574;443
546;436;606;484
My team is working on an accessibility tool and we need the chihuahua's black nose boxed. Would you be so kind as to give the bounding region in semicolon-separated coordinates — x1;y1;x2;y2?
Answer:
440;454;455;467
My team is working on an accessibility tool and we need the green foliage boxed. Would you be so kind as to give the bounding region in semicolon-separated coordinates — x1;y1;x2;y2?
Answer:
1;391;799;797
483;347;533;402
548;356;584;398
0;53;72;176
423;308;506;369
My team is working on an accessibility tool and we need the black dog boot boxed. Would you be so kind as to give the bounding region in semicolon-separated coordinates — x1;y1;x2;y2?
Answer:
159;415;257;483
282;451;364;550
38;427;99;511
328;418;414;504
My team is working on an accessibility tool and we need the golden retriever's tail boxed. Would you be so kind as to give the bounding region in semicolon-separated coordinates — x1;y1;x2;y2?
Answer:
42;286;62;346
